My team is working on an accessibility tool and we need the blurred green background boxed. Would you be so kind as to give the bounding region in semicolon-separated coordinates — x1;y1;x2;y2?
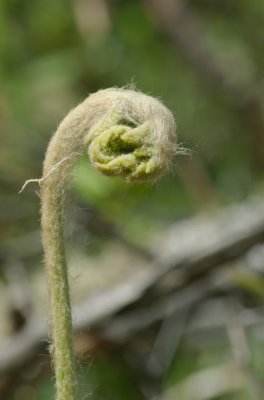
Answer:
1;0;264;399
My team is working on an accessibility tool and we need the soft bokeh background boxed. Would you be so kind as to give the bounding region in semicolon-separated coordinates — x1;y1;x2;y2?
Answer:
1;0;264;399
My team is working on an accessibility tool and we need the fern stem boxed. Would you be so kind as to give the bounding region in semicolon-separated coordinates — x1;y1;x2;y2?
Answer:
40;88;177;400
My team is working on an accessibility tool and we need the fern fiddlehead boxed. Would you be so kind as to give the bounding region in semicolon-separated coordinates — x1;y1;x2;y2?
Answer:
40;88;177;400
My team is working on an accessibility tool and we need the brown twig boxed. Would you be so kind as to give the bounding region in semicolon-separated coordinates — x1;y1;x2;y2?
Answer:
0;197;264;374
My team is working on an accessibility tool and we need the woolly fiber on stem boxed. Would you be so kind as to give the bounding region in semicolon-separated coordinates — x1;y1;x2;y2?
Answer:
40;88;177;400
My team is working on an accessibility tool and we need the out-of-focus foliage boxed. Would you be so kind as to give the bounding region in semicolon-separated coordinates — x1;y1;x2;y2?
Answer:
2;0;264;238
1;0;264;399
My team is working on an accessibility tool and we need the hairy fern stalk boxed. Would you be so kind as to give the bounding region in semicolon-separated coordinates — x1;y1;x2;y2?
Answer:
40;88;177;400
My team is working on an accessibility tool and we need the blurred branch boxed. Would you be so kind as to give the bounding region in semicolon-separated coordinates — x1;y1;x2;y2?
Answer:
0;316;46;374
1;204;153;261
162;362;246;400
143;0;264;165
101;271;224;342
0;230;42;260
154;197;264;282
146;310;189;378
2;258;33;332
0;196;264;373
226;298;264;399
141;310;189;398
